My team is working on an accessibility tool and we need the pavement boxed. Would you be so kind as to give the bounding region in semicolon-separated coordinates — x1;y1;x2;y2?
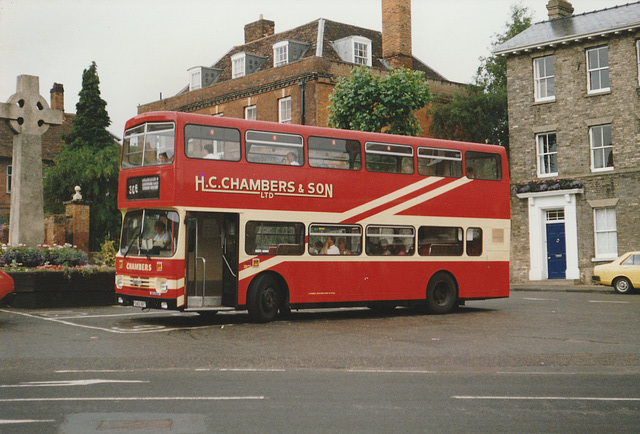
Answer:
510;280;611;293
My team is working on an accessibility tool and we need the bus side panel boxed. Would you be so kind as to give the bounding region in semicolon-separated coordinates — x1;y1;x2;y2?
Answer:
239;260;509;306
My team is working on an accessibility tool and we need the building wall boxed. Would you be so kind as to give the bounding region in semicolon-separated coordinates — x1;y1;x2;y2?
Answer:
507;29;640;283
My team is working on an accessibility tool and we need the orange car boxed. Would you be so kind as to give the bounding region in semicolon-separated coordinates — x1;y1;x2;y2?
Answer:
0;269;14;302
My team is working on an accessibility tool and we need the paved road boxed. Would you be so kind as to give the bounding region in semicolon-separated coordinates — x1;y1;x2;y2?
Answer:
1;290;639;432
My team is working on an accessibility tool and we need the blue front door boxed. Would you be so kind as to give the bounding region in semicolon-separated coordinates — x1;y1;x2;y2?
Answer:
546;222;566;279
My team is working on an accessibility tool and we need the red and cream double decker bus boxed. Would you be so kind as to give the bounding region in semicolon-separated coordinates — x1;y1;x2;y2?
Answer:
116;111;510;322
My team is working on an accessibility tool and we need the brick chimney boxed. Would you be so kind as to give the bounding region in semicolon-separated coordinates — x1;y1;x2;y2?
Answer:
244;14;275;44
546;0;574;19
50;83;64;111
382;0;413;69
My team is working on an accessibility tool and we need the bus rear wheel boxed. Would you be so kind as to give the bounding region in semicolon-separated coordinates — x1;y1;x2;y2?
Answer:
426;273;457;314
247;274;281;323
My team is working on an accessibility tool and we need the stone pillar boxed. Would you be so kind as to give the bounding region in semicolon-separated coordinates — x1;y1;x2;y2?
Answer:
0;75;63;247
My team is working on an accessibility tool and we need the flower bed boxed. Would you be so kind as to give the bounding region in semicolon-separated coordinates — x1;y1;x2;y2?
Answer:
513;178;582;194
1;244;115;308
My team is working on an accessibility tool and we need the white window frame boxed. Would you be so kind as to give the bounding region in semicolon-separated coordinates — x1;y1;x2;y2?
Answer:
273;41;289;67
586;46;610;94
189;70;201;91
533;56;555;102
352;37;372;66
231;52;246;79
536;132;558;177
245;105;256;120
278;97;291;124
593;207;618;260
589;124;613;172
6;165;11;194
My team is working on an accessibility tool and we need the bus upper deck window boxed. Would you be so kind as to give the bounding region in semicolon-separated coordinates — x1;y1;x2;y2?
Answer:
122;122;175;168
365;142;414;174
308;136;362;170
418;147;462;178
464;151;502;180
246;130;304;166
185;124;241;161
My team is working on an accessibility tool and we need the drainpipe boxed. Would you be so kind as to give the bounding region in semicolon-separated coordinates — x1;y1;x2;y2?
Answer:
298;80;306;125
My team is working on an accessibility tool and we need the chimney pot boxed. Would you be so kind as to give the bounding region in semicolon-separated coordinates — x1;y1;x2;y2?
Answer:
382;0;413;69
546;0;574;19
50;82;64;112
244;16;275;44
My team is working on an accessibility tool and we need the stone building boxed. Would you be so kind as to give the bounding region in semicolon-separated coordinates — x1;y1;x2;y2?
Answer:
0;83;73;231
138;0;463;133
495;0;640;283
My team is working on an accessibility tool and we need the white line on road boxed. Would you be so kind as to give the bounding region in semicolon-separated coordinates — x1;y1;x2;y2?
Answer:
0;309;211;334
589;300;629;304
522;297;559;301
348;369;437;374
0;379;148;388
0;396;264;403
0;419;55;424
453;395;640;401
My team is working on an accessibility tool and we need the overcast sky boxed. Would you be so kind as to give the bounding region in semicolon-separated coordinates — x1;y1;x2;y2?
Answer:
0;0;625;138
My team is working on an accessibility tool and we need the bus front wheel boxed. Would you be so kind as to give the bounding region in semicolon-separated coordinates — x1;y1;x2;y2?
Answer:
426;273;458;314
247;274;281;323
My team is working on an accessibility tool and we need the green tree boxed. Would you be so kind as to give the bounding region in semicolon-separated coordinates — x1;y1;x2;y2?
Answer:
328;66;431;136
429;4;532;150
44;62;120;250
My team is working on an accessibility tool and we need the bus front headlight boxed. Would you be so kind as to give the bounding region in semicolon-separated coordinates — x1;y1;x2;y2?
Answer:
157;280;168;293
115;275;124;289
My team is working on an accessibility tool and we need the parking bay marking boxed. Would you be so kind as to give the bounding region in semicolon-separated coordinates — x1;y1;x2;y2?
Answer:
0;309;215;334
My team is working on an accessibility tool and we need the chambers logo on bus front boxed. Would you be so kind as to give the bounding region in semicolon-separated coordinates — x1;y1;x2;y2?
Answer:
195;175;333;199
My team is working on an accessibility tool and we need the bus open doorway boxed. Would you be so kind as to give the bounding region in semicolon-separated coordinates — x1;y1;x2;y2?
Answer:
185;212;239;310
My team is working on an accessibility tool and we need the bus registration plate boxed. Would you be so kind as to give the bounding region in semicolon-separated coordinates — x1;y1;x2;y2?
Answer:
133;300;147;308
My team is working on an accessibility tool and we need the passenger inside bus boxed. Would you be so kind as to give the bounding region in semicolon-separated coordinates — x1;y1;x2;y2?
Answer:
285;151;300;165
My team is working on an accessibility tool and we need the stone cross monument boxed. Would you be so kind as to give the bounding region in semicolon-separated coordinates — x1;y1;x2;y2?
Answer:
0;75;63;246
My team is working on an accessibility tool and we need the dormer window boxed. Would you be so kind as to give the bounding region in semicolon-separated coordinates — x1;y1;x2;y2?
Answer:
273;41;289;67
189;69;202;91
188;66;221;91
232;53;246;78
353;40;369;65
332;36;372;66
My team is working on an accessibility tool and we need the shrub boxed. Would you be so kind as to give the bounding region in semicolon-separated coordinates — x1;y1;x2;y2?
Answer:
1;244;88;268
98;240;116;267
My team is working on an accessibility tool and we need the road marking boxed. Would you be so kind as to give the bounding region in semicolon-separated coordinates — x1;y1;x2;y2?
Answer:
0;419;55;424
0;379;148;388
453;396;640;401
56;370;136;373
348;369;437;374
522;297;558;301
217;368;286;372
0;396;264;403
589;300;629;304
0;309;213;334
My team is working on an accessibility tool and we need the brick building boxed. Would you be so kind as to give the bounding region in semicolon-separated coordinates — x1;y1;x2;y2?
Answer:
0;83;73;228
138;0;463;133
495;1;640;283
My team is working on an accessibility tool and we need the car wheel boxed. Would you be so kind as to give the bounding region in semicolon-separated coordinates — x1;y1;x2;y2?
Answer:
613;277;634;294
